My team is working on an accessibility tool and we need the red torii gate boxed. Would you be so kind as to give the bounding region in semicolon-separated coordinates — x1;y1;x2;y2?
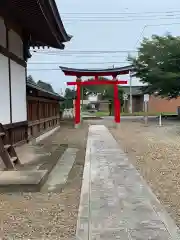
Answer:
60;66;132;127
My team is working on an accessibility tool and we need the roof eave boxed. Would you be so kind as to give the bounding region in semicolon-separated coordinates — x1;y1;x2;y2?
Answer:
30;40;65;49
47;0;72;44
60;65;134;76
30;0;72;49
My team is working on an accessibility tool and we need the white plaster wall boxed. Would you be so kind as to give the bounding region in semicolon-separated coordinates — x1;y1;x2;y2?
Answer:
0;54;10;124
9;30;23;59
11;60;27;123
0;17;6;48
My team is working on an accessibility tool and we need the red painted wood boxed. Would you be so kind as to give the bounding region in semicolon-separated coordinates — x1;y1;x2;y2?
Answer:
94;76;99;81
67;80;127;86
116;98;121;123
114;84;120;123
75;84;81;124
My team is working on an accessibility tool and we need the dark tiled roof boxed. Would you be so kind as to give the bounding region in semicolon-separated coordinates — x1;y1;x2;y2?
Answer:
60;65;134;76
2;0;72;49
26;79;65;100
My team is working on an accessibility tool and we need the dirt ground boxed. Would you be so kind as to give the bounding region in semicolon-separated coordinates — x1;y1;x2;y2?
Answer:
110;118;180;228
0;123;88;240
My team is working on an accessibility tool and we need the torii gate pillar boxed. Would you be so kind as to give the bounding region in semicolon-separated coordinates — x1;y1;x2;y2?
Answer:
114;80;121;126
75;77;81;128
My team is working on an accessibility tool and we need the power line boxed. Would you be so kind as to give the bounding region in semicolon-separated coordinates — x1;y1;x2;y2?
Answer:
30;50;138;56
61;15;180;22
61;10;180;15
30;53;131;58
63;18;180;23
60;55;129;58
30;51;136;57
30;51;133;58
30;52;133;56
62;13;180;19
28;69;61;71
28;67;129;71
133;22;180;48
28;61;129;65
133;25;147;48
30;50;137;53
62;14;180;19
28;57;180;72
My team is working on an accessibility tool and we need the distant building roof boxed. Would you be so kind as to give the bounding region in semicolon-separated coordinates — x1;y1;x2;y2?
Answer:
26;79;65;101
122;86;144;96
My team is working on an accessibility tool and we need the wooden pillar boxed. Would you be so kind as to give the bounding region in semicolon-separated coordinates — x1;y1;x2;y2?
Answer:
113;76;120;125
75;77;81;128
95;75;99;81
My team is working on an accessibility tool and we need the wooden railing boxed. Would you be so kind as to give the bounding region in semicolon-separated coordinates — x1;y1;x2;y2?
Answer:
3;121;28;146
28;115;60;140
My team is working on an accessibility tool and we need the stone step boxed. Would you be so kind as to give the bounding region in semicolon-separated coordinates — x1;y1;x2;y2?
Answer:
0;144;68;192
0;170;47;192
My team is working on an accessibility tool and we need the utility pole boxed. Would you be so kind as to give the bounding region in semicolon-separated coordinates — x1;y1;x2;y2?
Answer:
129;70;133;114
143;94;149;126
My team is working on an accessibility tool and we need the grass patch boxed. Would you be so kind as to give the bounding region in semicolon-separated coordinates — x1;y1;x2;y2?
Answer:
94;111;177;117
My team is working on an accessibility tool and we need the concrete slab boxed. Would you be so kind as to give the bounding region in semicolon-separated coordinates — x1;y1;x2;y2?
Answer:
0;170;47;185
0;170;48;192
42;148;78;192
76;125;180;240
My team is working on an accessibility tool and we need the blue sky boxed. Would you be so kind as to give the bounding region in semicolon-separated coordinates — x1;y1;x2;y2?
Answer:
27;0;180;94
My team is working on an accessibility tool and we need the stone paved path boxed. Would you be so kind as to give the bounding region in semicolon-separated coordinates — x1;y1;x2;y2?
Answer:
76;125;180;240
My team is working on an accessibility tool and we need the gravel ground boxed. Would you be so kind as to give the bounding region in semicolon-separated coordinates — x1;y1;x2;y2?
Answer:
0;123;88;240
110;119;180;228
2;118;180;238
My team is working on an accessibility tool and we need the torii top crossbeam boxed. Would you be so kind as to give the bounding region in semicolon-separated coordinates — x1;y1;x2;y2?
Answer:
60;65;133;77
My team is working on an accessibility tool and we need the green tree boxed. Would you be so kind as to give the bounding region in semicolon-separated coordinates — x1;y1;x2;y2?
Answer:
129;34;180;98
102;85;124;102
84;77;109;95
84;77;124;103
63;88;75;108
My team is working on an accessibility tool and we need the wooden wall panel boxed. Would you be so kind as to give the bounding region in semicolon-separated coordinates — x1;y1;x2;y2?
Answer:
27;96;60;140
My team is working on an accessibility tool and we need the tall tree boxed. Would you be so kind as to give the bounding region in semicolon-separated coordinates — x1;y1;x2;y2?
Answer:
63;88;76;108
129;34;180;98
27;75;36;84
64;88;76;99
